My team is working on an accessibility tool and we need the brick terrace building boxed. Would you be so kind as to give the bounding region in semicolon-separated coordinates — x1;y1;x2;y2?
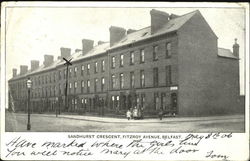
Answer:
8;9;244;116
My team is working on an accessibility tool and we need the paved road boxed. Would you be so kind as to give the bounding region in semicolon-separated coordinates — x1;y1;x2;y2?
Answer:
5;112;245;132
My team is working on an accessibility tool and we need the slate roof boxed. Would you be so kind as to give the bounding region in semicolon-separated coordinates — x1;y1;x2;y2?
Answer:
218;48;238;59
9;10;209;82
109;10;199;50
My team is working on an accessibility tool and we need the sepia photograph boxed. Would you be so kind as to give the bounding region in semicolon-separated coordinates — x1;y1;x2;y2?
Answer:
4;4;246;133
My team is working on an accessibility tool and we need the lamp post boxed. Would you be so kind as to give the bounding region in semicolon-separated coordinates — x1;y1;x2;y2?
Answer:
26;77;32;130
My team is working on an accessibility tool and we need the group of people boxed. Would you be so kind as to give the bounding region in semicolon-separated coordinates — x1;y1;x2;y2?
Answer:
126;106;143;120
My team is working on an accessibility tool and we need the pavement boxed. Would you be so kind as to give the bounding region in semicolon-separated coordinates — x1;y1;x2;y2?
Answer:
18;112;244;124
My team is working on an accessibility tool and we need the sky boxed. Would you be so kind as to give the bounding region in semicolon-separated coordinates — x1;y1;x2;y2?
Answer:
5;5;246;95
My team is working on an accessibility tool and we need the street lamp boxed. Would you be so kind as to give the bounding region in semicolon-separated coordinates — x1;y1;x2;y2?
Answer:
26;77;32;130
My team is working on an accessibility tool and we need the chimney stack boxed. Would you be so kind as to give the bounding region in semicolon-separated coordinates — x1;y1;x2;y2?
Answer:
31;60;39;71
43;55;54;67
127;29;137;34
12;68;17;77
82;39;94;55
150;9;170;35
233;38;239;58
20;65;28;75
109;26;126;47
60;47;71;59
98;41;105;45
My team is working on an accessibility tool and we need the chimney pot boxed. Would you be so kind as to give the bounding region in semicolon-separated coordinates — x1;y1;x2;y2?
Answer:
109;26;126;47
98;41;105;45
233;38;239;58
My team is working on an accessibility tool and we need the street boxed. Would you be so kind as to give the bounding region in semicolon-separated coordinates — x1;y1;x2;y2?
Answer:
5;112;245;132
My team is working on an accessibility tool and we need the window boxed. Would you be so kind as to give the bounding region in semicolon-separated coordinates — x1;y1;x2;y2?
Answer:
81;65;84;76
58;71;61;80
154;93;160;110
166;42;172;58
87;80;90;93
120;54;124;67
81;80;84;93
111;74;116;89
74;67;77;77
111;56;115;68
153;45;158;61
69;82;72;93
130;51;134;65
74;81;77;93
153;67;158;87
101;77;105;92
94;78;98;92
140;49;145;63
140;70;145;87
120;73;124;89
166;65;172;85
87;64;90;75
69;68;72;78
101;60;105;72
130;72;135;88
64;69;67;79
59;83;61;95
94;62;98;73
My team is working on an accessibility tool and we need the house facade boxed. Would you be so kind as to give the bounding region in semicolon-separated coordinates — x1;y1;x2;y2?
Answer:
8;9;244;116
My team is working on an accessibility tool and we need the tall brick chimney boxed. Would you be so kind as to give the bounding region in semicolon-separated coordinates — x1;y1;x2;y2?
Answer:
127;29;137;34
109;26;126;47
43;55;54;67
20;65;28;75
31;60;39;71
233;38;239;58
82;39;94;55
12;68;17;77
150;9;170;35
60;47;71;59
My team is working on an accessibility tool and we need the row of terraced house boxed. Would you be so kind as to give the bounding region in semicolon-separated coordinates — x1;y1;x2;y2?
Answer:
8;9;244;116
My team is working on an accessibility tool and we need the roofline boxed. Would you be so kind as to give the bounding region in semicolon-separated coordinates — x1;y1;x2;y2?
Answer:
217;55;239;60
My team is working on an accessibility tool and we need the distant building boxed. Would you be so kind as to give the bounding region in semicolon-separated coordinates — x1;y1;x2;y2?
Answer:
8;9;244;116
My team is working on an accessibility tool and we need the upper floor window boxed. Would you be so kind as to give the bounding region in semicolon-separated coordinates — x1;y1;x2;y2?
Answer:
69;68;72;78
166;65;172;86
74;81;77;89
111;56;116;68
81;65;84;76
111;74;116;89
94;78;98;92
101;77;105;92
94;62;98;73
120;54;124;67
120;73;124;89
166;42;172;58
87;80;90;93
74;67;77;77
153;67;158;87
130;51;134;65
140;49;145;63
153;45;158;61
81;80;84;93
101;60;105;72
140;70;145;88
64;69;67;79
130;72;135;88
87;64;90;75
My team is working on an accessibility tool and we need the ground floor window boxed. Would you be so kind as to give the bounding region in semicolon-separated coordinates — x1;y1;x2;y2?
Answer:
154;93;160;110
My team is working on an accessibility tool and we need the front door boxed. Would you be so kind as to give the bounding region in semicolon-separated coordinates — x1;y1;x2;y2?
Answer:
171;93;177;114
